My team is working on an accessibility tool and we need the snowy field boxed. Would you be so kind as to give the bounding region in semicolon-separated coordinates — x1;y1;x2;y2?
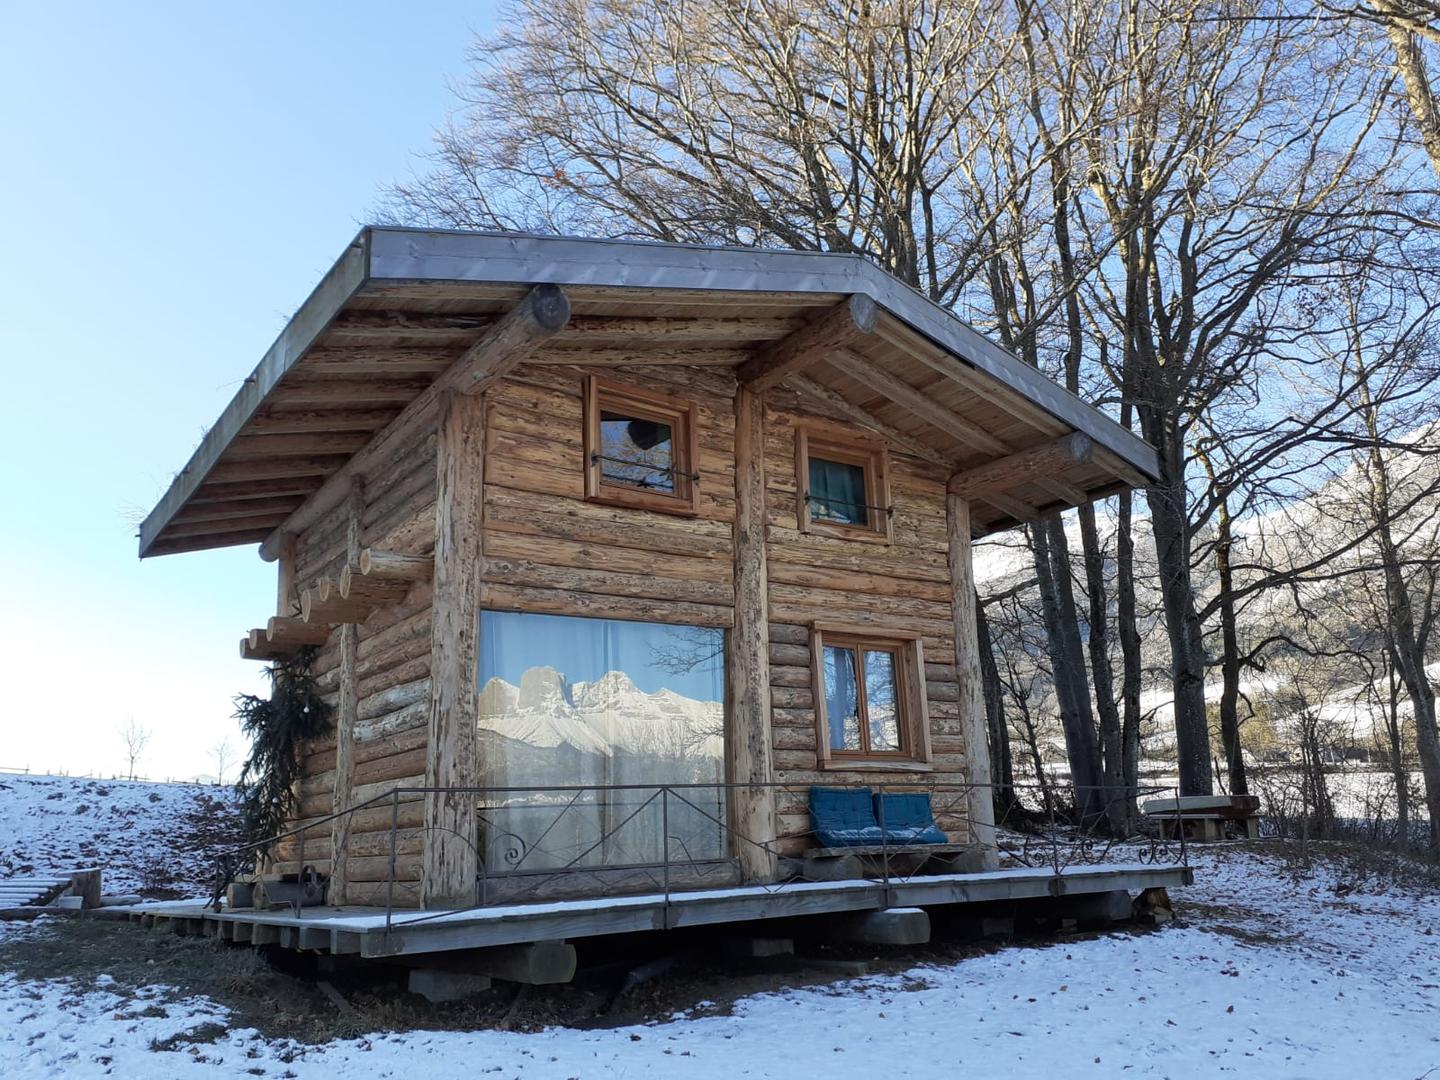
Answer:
0;773;240;896
2;778;1439;1078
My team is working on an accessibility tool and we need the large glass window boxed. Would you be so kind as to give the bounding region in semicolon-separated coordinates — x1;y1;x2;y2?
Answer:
476;611;725;875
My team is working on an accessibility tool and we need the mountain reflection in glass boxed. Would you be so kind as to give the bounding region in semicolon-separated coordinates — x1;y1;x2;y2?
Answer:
475;611;725;875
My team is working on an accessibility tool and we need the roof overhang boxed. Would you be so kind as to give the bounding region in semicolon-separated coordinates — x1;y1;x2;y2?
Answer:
138;227;1158;557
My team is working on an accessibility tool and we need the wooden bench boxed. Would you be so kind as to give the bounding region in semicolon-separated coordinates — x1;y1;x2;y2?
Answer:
1140;795;1260;842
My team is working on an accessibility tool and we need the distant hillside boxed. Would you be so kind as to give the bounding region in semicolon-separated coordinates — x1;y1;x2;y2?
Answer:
0;773;242;899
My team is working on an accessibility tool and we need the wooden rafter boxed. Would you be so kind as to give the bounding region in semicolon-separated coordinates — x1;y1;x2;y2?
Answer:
738;294;877;393
823;349;1007;456
786;374;950;467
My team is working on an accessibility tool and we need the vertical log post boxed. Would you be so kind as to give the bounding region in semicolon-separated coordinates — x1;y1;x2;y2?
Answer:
275;532;297;618
329;479;364;905
947;493;998;869
422;391;484;908
729;385;776;882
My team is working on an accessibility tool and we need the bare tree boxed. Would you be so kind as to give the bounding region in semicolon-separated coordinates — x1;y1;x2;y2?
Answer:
119;717;151;781
210;736;235;787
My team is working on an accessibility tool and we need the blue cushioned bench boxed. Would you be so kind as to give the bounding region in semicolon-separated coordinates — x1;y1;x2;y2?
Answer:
805;787;970;871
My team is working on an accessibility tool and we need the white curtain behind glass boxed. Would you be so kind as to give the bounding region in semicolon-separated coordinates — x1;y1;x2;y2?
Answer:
476;612;726;874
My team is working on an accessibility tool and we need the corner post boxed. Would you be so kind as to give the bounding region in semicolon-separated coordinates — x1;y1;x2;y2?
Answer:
947;492;998;869
422;390;484;908
329;478;364;905
729;385;776;882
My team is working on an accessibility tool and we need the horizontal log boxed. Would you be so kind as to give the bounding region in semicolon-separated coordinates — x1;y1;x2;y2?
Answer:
358;548;434;581
358;678;430;721
266;616;333;647
338;564;413;604
480;582;734;628
948;433;1094;500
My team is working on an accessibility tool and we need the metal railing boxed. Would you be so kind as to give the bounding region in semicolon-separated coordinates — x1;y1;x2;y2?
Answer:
208;780;1189;933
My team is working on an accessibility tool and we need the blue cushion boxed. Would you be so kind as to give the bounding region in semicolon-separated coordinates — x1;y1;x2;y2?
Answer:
810;786;886;848
874;792;948;846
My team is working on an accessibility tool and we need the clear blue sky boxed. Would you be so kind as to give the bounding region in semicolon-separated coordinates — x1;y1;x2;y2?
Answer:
0;1;501;780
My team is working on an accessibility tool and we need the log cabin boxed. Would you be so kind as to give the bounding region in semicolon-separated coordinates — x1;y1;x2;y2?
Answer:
139;227;1163;922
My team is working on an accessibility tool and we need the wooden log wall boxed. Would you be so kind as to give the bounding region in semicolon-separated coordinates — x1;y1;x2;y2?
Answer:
478;363;738;627
272;414;437;909
762;389;971;858
270;358;982;903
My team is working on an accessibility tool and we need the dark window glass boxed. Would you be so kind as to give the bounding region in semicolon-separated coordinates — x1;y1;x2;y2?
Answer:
823;645;862;751
863;649;901;751
808;455;867;525
599;411;675;493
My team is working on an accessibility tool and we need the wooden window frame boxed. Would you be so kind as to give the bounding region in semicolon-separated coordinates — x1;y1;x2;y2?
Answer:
794;425;892;544
810;622;932;771
583;376;700;516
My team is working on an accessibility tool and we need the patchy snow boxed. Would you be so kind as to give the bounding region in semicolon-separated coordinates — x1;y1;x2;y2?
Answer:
0;773;240;896
2;844;1439;1077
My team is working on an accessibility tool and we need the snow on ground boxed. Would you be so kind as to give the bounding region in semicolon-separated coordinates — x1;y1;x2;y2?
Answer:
0;773;240;896
2;774;1437;1078
2;847;1438;1078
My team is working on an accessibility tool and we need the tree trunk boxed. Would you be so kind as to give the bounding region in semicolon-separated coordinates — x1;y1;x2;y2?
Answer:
1116;491;1143;811
1140;413;1212;796
1384;645;1410;851
1381;6;1440;184
976;599;1016;811
1078;502;1127;832
1031;518;1104;819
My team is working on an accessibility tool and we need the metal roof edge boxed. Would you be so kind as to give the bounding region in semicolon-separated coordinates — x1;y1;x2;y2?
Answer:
136;230;373;557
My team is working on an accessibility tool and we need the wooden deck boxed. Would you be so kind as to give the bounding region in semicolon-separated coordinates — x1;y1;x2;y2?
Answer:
116;862;1192;959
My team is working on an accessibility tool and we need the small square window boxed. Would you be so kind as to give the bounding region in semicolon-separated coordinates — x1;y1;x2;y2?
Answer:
584;377;699;515
812;625;931;768
795;426;891;542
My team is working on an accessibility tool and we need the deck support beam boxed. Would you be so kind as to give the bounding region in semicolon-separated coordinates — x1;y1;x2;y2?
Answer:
729;385;776;882
422;390;484;908
947;493;998;869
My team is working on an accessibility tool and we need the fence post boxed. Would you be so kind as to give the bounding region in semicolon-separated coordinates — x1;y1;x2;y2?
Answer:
296;811;307;919
662;786;671;926
385;789;399;938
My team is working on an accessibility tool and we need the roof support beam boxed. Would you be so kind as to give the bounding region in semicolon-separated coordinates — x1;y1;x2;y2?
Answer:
738;294;877;393
948;434;1094;500
258;284;571;562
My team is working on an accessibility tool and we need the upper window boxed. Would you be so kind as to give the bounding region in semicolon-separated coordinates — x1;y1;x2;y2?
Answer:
812;625;931;768
584;377;699;515
795;426;891;542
